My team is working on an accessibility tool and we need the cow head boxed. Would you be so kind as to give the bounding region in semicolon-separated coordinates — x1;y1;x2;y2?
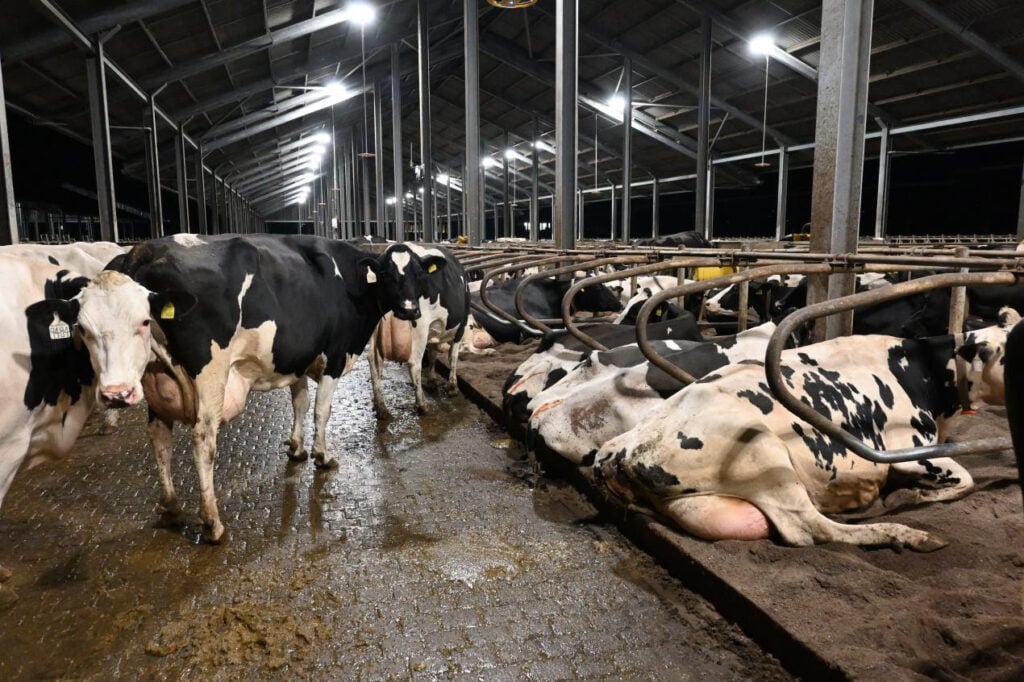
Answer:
956;306;1022;405
574;282;623;314
363;244;447;322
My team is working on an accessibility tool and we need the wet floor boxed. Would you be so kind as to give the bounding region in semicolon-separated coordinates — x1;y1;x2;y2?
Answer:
0;359;789;680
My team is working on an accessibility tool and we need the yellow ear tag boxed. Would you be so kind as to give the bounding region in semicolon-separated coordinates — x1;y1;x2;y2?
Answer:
428;263;438;273
655;308;664;318
160;302;176;320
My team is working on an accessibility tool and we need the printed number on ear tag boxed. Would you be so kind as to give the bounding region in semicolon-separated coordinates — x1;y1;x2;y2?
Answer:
49;319;71;340
428;263;438;273
160;302;176;320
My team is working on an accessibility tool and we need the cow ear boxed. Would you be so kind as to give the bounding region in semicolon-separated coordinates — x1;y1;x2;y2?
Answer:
958;341;995;372
149;290;197;322
422;256;446;275
25;299;80;351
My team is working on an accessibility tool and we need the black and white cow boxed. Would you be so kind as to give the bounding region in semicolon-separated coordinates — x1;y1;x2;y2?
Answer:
528;323;777;465
502;315;703;428
1;257;154;581
368;243;469;415
1004;318;1024;509
632;231;712;248
595;310;1020;551
470;276;623;344
80;233;449;543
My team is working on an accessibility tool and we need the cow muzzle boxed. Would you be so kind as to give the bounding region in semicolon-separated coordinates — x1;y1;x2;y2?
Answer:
100;384;140;408
395;300;422;321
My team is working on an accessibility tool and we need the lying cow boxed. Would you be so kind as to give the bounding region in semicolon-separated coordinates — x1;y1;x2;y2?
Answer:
368;244;469;415
528;323;776;465
471;276;622;344
502;314;702;428
1;257;154;582
80;233;446;543
595;309;1020;551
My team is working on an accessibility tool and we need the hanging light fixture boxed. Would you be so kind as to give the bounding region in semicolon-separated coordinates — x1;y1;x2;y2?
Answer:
486;0;538;8
751;35;773;168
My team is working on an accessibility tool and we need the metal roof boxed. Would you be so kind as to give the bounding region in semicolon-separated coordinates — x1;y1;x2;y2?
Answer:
2;0;1024;221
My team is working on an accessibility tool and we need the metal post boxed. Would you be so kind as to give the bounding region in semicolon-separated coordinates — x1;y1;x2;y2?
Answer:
175;125;190;233
503;132;511;238
361;155;371;236
651;177;659;237
446;173;452;238
609;183;617;240
194;142;207;234
143;117;160;238
775;146;789;241
1018;155;1024;241
464;0;482;245
695;14;711;239
809;0;875;340
555;0;578;249
0;58;15;244
873;124;891;241
86;44;118;241
391;43;404;243
620;56;632;243
374;80;385;238
530;119;539;241
210;174;219;234
417;0;434;243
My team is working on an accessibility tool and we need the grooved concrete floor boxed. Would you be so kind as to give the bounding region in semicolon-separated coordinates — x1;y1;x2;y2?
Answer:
0;360;789;680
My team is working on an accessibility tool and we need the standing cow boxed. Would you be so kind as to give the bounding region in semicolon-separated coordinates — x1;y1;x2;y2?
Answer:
1;257;156;584
596;310;1019;551
77;233;450;543
367;243;470;415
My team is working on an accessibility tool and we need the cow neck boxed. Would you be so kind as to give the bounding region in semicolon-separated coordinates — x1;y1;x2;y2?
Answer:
952;331;974;414
900;334;961;422
149;322;197;422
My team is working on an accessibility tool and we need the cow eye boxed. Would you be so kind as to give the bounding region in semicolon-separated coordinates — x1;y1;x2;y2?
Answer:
141;320;151;327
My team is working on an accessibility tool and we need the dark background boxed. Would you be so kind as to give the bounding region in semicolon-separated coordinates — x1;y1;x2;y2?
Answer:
10;112;1024;242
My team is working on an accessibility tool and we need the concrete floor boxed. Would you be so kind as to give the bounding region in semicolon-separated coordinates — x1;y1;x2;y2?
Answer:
0;360;789;680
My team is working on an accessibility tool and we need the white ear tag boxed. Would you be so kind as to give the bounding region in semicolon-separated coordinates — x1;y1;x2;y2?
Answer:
366;269;378;284
49;317;71;340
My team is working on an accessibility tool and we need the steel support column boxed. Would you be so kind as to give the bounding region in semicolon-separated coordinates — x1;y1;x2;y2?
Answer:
775;147;789;241
651;177;659;237
86;44;117;241
417;0;434;242
175;125;190;232
620;56;632;243
695;14;711;239
210;170;219;234
874;124;891;240
809;0;875;340
194;142;208;234
143;113;162;238
0;58;15;244
1017;156;1024;241
361;153;371;237
609;183;617;240
373;80;385;238
555;0;578;249
391;43;404;242
503;132;511;238
464;0;481;245
445;173;452;238
530;119;539;242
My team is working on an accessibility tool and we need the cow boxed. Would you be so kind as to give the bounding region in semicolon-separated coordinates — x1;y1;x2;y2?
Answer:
594;309;1020;551
367;244;469;415
0;257;155;583
78;233;452;543
470;276;623;344
2;242;130;435
1004;319;1024;509
633;231;712;248
502;315;703;428
527;323;776;465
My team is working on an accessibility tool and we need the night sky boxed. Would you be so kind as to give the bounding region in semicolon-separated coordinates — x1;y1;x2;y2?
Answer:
8;111;1024;242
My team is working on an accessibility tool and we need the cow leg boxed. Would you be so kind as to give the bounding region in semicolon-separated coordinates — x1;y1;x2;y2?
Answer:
0;441;28;583
311;374;340;470
407;325;430;415
286;380;310;462
447;338;460;389
368;325;390;418
147;410;183;524
885;458;975;507
191;409;225;543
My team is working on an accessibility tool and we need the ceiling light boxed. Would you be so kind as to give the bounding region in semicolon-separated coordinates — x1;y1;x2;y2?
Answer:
386;196;396;205
504;148;516;160
482;157;500;169
309;144;326;157
324;81;348;100
436;173;450;185
607;94;626;112
299;173;315;184
418;187;424;194
347;2;376;27
312;131;331;144
749;34;775;56
405;192;414;199
305;159;320;170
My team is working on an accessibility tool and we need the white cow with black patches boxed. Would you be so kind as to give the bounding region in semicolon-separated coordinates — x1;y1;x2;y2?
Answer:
528;323;777;465
368;243;470;415
595;309;1020;551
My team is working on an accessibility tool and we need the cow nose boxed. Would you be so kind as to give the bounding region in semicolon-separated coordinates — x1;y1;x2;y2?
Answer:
100;384;138;407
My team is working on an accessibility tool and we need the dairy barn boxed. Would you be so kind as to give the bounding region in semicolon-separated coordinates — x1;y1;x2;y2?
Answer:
2;0;1024;678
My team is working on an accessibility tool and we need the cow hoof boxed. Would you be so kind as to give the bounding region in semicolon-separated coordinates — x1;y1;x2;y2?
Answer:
911;533;948;553
98;422;118;436
287;449;309;463
416;403;430;416
155;508;187;529
0;565;11;582
313;454;339;470
202;521;226;544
